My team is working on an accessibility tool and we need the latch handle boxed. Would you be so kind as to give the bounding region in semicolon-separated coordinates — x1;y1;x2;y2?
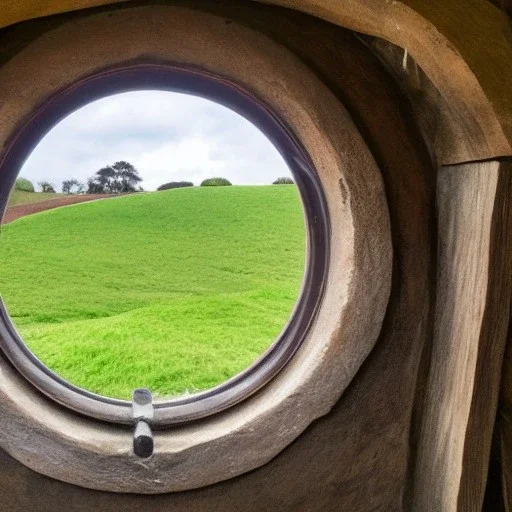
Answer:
132;388;154;458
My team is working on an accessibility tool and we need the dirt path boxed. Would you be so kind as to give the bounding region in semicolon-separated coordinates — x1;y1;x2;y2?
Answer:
2;194;116;224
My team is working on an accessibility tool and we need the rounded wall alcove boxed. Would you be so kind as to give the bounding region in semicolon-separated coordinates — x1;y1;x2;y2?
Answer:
0;4;392;493
2;0;510;510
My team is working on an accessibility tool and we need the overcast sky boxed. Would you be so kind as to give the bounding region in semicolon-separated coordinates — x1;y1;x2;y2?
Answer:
19;91;292;192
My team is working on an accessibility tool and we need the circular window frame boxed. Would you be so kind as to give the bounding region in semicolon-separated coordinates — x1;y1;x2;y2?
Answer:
0;63;330;427
0;5;392;493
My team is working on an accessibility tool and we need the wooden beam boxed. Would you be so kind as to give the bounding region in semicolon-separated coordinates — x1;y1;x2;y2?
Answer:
413;160;512;511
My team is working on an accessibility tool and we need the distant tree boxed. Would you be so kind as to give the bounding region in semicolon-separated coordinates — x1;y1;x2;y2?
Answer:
62;179;85;194
38;181;56;193
200;177;232;187
86;161;143;194
86;178;104;194
15;177;35;192
157;181;194;191
272;177;294;185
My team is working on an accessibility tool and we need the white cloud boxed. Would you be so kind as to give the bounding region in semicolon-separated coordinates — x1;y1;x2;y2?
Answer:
19;90;292;191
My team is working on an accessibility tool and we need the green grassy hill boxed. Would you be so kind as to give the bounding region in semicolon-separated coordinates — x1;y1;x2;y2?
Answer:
8;189;62;207
0;186;305;399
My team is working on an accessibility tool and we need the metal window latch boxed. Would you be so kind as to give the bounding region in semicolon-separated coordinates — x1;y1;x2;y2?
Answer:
132;388;154;458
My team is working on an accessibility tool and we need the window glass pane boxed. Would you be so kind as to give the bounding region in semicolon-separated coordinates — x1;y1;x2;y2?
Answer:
0;91;306;400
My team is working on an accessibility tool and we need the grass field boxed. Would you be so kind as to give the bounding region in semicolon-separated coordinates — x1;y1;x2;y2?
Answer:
8;190;63;207
0;186;305;400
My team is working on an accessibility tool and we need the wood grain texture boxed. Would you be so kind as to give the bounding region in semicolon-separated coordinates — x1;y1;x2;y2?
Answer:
413;161;512;511
499;213;512;512
364;37;508;167
458;162;512;510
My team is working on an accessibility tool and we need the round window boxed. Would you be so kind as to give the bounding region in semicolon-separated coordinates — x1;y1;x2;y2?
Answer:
0;65;329;429
0;6;392;491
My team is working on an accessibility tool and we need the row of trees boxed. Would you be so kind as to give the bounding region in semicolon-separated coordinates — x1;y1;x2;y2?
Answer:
17;162;295;195
21;161;144;195
36;180;84;194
